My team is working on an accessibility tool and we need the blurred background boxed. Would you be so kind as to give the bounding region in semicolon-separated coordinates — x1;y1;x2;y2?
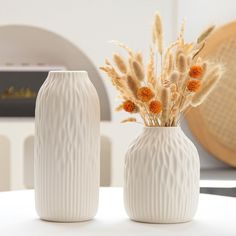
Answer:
0;0;235;191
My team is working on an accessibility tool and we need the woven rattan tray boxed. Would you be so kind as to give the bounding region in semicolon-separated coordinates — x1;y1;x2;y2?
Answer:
185;21;236;167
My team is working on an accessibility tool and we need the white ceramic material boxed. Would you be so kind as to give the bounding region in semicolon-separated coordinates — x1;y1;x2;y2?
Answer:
34;71;100;222
124;127;200;223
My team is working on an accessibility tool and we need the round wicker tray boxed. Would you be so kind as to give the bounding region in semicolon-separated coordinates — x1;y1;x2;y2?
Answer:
185;21;236;167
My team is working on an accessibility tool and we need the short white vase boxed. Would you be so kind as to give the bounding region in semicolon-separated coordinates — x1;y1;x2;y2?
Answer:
34;71;100;222
124;127;200;223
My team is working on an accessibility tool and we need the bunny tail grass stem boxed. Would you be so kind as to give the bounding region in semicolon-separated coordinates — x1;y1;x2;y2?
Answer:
161;88;170;126
113;54;127;74
132;60;144;81
127;75;139;98
191;73;221;107
197;25;215;44
154;12;163;56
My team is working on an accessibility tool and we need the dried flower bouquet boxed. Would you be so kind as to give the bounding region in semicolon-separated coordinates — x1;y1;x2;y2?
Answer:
100;12;223;127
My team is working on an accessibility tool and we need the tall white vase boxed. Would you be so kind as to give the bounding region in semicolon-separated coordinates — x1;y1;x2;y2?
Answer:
124;127;200;223
34;71;100;222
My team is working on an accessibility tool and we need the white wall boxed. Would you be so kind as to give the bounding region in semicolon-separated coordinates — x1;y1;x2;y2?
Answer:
177;0;236;41
0;0;175;123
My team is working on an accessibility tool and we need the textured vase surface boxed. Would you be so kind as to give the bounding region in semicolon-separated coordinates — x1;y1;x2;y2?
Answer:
124;127;200;223
34;71;100;222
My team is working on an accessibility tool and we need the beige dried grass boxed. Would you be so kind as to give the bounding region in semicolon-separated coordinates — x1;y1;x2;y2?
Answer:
132;60;144;81
187;55;192;66
171;92;179;102
170;83;177;92
109;40;134;56
113;54;127;74
183;43;194;53
180;94;192;112
169;71;179;84
178;19;186;42
147;48;156;87
192;41;205;59
191;72;221;107
115;104;123;112
135;52;143;65
121;117;137;123
197;25;215;44
101;13;223;127
176;53;187;73
166;53;174;75
153;12;163;55
161;88;170;126
127;75;139;98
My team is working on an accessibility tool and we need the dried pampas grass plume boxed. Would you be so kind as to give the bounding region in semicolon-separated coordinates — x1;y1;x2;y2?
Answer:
161;88;170;125
132;60;144;81
109;40;134;56
177;54;187;73
113;54;127;74
169;71;179;84
197;25;215;44
135;52;143;65
115;104;123;112
178;18;186;45
147;47;156;86
153;12;163;55
127;75;139;98
202;62;208;78
170;83;177;92
167;53;174;74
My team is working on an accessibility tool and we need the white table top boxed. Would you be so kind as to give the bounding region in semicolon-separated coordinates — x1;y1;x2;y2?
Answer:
0;187;236;236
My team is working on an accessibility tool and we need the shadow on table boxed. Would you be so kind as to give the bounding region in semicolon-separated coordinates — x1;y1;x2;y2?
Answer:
2;218;210;235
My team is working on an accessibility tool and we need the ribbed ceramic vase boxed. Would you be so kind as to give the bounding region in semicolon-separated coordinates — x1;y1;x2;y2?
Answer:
124;127;200;223
34;71;100;222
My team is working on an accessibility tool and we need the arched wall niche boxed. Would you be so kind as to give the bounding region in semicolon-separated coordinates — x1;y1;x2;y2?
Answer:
0;24;111;120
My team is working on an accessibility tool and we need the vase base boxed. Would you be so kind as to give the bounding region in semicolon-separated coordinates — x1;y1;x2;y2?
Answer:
39;216;94;223
130;217;193;224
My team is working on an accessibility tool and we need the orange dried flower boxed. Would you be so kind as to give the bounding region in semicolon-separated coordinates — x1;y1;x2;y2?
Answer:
123;100;136;113
187;79;201;92
137;87;154;102
189;65;203;78
149;100;162;114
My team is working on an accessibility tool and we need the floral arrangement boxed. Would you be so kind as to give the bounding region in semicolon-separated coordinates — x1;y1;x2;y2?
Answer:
100;12;223;126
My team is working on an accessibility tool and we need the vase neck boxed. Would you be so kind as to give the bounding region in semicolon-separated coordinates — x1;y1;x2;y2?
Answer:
142;126;183;136
48;71;88;80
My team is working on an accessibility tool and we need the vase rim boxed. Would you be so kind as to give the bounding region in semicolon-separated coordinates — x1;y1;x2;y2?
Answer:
143;126;181;129
49;70;87;74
